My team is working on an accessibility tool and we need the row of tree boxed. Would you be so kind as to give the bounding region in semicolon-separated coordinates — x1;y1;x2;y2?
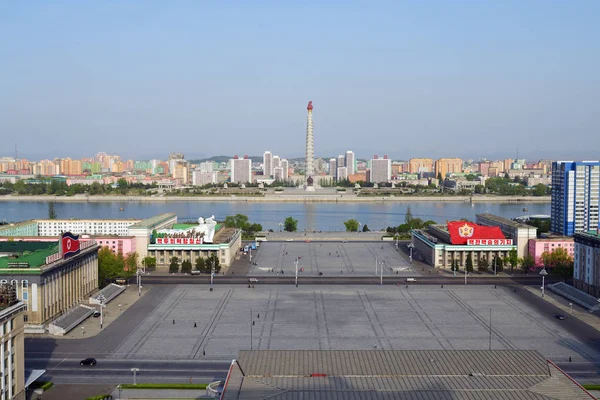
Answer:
168;254;221;274
0;179;157;196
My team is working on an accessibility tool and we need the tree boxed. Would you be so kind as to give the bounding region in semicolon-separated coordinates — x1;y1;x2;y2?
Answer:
224;214;250;230
451;259;459;273
195;257;206;272
205;253;221;274
532;183;548;197
169;256;180;273
520;254;535;273
362;224;370;232
507;248;518;275
492;256;504;273
465;253;473;273
124;252;139;273
405;206;413;225
284;217;298;232
437;172;443;185
117;178;129;195
48;202;57;220
142;256;156;271
542;247;574;282
478;256;489;272
344;219;359;232
181;260;192;274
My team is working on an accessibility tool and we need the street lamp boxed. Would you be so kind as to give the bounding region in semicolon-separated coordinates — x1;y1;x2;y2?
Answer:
81;326;85;336
278;222;283;232
294;257;299;287
494;256;497;276
137;268;142;297
131;368;140;385
97;294;106;329
379;260;385;286
407;243;414;263
539;268;548;297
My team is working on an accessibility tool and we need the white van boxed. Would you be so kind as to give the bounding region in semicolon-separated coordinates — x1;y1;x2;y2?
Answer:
249;278;259;283
406;278;417;282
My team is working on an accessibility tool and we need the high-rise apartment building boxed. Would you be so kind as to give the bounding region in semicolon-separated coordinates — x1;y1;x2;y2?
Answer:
272;155;281;171
168;153;185;175
435;158;463;179
281;159;289;180
199;162;214;172
173;162;189;184
345;151;355;175
230;156;252;184
369;155;391;183
329;158;337;178
337;166;348;181
192;170;217;186
551;161;600;236
409;158;434;174
263;151;273;177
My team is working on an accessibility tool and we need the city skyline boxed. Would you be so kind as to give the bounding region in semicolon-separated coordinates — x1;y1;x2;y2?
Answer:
1;2;599;160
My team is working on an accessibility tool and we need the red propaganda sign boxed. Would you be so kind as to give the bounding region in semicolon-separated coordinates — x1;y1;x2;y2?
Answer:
61;232;81;259
467;239;513;246
446;221;506;245
156;238;203;245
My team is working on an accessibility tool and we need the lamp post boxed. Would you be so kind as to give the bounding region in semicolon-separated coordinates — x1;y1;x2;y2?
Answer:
279;222;283;232
540;268;548;297
97;294;106;329
380;260;385;286
294;257;299;287
131;368;139;385
407;243;414;263
250;308;254;350
494;256;497;276
81;326;85;336
375;256;378;276
211;264;215;286
137;268;142;297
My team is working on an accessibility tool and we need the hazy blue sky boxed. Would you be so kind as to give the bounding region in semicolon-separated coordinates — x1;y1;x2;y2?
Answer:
1;1;598;161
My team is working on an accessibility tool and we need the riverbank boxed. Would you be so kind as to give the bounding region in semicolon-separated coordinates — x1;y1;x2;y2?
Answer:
0;194;551;203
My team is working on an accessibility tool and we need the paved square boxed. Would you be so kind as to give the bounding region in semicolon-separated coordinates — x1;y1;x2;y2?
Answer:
111;285;600;363
247;242;415;276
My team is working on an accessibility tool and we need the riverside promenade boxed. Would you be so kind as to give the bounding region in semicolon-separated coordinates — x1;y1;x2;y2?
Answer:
0;193;551;203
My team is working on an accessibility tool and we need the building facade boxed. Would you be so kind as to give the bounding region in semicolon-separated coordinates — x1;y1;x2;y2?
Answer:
192;170;218;186
230;156;252;184
411;222;516;269
0;289;26;400
528;238;574;267
329;158;336;178
475;214;537;258
551;161;600;236
409;158;434;174
0;237;99;333
435;158;463;179
0;221;38;237
369;156;391;183
263;151;273;178
336;167;348;181
127;213;178;258
345;151;355;175
37;219;140;237
573;231;600;297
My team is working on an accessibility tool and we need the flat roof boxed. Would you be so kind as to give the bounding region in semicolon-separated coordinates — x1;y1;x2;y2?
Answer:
129;213;177;229
0;220;37;230
223;350;593;400
476;213;533;229
0;241;58;269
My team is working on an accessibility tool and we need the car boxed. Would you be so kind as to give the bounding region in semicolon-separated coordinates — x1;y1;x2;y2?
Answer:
554;314;566;320
341;240;348;243
80;358;97;366
92;311;101;318
406;278;417;282
305;240;311;243
285;239;294;242
248;278;259;283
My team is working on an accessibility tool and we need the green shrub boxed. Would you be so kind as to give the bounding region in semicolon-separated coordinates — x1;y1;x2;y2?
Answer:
85;395;112;400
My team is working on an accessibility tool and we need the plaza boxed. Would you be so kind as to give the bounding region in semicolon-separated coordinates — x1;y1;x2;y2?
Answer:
109;284;600;362
246;241;416;276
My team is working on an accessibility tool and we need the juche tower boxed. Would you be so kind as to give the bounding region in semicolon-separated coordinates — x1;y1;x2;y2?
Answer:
305;101;315;191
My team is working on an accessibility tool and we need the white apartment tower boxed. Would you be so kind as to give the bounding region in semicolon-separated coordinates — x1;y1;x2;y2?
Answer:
369;155;392;184
329;158;337;178
263;151;273;177
345;151;355;175
230;156;252;184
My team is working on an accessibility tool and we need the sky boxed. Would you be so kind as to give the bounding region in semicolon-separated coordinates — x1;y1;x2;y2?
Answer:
1;1;599;161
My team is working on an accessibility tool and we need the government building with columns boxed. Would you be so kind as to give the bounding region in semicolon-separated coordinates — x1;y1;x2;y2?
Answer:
0;234;99;333
411;221;516;270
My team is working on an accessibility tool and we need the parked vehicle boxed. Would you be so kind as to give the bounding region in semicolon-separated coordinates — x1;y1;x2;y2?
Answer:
406;278;417;282
80;358;97;366
554;314;566;320
248;278;259;283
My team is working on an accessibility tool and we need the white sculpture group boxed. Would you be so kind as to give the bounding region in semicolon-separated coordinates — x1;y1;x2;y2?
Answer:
157;215;218;243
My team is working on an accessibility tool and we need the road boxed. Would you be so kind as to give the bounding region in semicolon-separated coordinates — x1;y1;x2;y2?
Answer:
139;274;562;286
25;358;230;384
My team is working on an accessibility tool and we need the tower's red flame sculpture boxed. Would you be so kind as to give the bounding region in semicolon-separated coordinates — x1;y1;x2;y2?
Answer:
307;101;313;111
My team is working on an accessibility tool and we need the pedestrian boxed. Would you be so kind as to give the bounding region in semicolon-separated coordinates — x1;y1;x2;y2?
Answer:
173;319;175;324
203;350;206;356
194;322;197;328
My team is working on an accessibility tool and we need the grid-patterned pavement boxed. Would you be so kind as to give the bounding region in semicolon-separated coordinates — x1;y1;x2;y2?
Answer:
110;285;600;362
247;242;415;276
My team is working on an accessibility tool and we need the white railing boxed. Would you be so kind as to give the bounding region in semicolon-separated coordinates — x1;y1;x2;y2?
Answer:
45;253;61;264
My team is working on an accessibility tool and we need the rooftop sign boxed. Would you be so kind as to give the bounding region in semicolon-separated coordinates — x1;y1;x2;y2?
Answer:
447;221;506;245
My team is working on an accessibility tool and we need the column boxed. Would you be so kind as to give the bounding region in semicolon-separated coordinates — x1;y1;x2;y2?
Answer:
7;337;12;399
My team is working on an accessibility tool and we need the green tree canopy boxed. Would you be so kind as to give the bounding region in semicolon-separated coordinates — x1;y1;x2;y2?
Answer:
284;217;298;232
344;219;360;232
169;256;180;273
181;260;192;274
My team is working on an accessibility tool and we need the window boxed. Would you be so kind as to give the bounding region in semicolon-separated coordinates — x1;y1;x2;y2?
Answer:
21;280;28;288
22;292;28;301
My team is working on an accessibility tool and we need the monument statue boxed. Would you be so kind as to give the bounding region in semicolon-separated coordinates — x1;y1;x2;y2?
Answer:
156;215;218;243
197;215;217;243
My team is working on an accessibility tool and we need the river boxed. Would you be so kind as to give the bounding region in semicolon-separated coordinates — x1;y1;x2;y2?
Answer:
0;201;549;231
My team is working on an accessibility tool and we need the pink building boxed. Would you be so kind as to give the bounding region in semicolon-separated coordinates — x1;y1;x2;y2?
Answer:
528;238;574;267
93;236;136;255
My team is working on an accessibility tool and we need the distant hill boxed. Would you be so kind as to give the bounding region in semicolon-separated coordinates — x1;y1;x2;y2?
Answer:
189;155;262;164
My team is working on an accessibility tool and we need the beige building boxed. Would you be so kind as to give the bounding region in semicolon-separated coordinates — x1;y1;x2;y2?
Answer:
435;158;463;179
230;157;252;184
476;214;538;258
0;239;99;333
409;158;434;174
128;213;178;258
0;287;26;400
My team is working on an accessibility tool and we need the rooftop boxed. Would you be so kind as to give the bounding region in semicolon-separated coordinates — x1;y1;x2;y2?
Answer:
476;213;534;229
129;213;177;230
0;241;58;270
0;220;37;230
222;350;593;400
